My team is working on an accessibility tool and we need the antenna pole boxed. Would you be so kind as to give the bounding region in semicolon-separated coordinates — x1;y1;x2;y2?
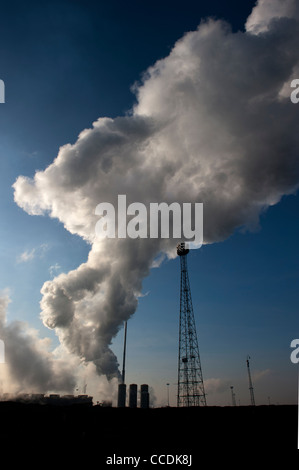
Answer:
246;356;255;406
230;386;236;406
122;321;127;384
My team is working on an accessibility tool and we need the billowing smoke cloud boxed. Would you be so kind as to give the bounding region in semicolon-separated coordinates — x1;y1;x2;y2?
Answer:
0;292;76;394
13;0;299;382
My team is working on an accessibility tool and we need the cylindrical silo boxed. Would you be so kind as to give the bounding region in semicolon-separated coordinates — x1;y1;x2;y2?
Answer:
117;383;126;407
140;384;149;409
129;384;137;408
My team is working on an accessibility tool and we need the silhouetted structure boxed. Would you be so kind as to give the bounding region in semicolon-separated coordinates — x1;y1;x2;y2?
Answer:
230;386;236;406
122;321;127;383
117;383;126;408
118;321;128;407
177;242;206;407
0;393;93;406
246;356;255;406
140;384;149;408
129;384;137;408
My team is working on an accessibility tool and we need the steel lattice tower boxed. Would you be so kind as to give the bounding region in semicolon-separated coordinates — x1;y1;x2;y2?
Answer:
177;242;207;407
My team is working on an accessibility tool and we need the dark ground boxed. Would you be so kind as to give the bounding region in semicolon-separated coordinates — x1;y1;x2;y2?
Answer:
0;402;297;465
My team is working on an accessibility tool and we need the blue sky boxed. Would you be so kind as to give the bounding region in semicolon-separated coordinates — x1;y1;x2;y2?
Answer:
0;0;298;405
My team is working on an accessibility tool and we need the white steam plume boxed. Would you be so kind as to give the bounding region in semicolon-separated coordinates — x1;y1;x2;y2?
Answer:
0;292;76;394
13;0;299;382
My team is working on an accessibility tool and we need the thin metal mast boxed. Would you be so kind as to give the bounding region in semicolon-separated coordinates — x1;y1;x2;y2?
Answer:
230;386;236;407
246;356;255;406
177;242;206;407
122;321;127;384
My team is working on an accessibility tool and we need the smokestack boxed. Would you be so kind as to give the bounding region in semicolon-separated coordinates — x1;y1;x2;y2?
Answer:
140;384;149;409
129;384;137;408
117;383;126;408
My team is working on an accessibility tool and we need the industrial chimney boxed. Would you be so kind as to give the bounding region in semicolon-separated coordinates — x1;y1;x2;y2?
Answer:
117;383;126;408
140;384;149;409
129;384;137;408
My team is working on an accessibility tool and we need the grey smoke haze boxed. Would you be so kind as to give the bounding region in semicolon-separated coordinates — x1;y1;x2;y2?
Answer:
0;293;76;394
12;0;299;383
